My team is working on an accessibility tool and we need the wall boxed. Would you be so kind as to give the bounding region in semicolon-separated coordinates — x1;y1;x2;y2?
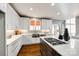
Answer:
6;4;21;37
0;4;6;55
0;3;6;12
76;16;79;35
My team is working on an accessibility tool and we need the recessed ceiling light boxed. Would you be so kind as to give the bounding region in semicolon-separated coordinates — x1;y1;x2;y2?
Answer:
51;3;54;6
57;12;60;15
29;8;33;11
33;18;37;20
34;16;37;17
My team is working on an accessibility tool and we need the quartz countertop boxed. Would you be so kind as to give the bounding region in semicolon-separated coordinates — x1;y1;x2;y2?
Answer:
40;36;79;56
6;35;22;45
6;33;37;45
6;33;31;45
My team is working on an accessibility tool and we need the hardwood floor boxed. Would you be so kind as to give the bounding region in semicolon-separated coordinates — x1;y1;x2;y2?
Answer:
17;44;41;56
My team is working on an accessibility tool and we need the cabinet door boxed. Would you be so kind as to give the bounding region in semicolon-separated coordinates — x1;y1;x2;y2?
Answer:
18;36;22;46
6;4;19;30
40;39;61;56
26;37;32;44
32;38;40;44
7;37;22;56
40;39;47;56
23;35;32;45
23;35;40;45
8;40;18;56
20;35;25;45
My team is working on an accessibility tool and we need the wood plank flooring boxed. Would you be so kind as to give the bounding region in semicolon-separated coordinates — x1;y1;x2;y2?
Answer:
17;44;41;56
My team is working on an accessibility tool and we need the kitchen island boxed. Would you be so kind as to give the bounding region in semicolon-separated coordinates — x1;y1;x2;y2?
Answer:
40;36;79;56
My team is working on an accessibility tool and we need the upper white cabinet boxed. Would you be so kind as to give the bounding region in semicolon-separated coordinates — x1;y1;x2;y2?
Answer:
41;19;52;30
6;4;20;30
20;17;29;30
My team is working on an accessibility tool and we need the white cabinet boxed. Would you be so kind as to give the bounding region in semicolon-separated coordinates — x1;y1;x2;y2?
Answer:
7;35;40;56
7;41;18;56
19;18;29;30
7;36;23;56
22;35;32;45
6;4;20;30
23;35;40;45
31;38;40;44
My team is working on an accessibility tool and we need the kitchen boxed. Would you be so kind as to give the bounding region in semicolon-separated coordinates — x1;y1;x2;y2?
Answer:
5;3;79;56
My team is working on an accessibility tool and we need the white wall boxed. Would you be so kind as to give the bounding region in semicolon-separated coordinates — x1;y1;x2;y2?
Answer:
76;16;79;35
0;3;6;12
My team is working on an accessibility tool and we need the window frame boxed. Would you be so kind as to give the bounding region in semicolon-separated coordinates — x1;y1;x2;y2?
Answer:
65;18;76;36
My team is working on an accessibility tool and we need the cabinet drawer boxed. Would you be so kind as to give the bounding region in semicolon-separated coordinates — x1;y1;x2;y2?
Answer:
7;40;22;56
8;44;18;55
7;35;23;56
8;41;19;55
32;38;40;43
40;39;61;56
8;40;18;47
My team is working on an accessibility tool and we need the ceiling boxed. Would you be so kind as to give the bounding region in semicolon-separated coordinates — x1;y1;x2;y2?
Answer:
11;3;79;20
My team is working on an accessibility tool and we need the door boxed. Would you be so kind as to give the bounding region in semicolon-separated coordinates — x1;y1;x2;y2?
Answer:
0;11;5;56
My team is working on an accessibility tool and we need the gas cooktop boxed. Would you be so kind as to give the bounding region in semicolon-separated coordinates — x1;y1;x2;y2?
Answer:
44;38;66;45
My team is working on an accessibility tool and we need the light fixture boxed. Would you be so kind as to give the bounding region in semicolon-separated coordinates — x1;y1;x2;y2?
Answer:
32;18;37;20
29;8;33;11
34;15;37;18
57;12;60;16
51;3;55;6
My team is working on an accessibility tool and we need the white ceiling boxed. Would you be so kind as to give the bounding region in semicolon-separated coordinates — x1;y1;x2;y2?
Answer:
11;3;79;20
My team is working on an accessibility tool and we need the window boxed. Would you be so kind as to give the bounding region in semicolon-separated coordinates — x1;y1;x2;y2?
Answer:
29;19;41;31
65;18;76;36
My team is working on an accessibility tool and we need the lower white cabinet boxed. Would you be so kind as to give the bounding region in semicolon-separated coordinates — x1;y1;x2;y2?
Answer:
31;38;40;44
22;35;32;45
7;36;23;56
23;35;40;45
7;35;40;56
